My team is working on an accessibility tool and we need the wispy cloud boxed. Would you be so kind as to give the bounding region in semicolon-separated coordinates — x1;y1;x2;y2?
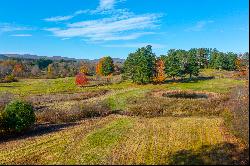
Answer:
0;23;33;33
43;10;89;22
102;42;167;48
99;0;116;10
10;34;32;37
45;13;161;41
186;20;214;32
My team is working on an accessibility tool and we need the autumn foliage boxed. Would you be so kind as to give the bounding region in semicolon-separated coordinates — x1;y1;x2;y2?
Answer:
96;58;105;76
153;59;166;83
75;73;88;86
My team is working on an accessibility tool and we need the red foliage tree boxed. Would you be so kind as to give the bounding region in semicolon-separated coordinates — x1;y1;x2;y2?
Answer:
75;73;88;86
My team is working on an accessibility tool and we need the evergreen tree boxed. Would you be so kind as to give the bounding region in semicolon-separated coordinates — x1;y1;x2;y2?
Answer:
184;49;200;78
164;49;183;80
123;45;156;84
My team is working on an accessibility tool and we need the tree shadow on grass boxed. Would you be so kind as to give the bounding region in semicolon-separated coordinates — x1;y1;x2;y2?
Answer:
0;122;78;143
168;143;249;165
165;76;215;84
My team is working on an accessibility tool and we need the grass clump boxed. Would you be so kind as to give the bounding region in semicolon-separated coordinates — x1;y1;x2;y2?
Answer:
36;101;112;123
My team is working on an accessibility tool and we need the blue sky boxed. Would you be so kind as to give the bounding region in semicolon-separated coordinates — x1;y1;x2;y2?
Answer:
0;0;249;59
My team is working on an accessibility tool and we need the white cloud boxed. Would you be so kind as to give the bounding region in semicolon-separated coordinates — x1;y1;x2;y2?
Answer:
186;20;214;32
102;42;166;48
61;38;70;40
46;13;161;41
99;0;116;10
0;23;32;33
43;10;89;22
44;15;74;22
10;34;32;37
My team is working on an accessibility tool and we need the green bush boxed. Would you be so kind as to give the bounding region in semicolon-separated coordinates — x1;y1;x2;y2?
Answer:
2;100;35;133
3;74;17;83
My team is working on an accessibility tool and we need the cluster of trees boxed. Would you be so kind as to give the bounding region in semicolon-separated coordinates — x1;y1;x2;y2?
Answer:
123;45;249;84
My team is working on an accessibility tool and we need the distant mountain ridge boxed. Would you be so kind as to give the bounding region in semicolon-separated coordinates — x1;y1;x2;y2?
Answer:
0;54;125;63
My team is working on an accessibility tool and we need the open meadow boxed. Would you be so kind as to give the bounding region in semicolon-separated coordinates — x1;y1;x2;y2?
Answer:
0;69;249;165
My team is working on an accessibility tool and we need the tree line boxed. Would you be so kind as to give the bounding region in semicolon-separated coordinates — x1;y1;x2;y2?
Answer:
122;45;249;84
0;45;248;84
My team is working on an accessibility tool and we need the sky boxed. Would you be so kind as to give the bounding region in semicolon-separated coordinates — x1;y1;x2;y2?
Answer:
0;0;249;59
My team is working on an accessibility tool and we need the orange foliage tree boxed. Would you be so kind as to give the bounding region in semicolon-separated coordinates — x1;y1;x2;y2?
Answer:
12;64;24;77
153;59;166;84
96;58;105;76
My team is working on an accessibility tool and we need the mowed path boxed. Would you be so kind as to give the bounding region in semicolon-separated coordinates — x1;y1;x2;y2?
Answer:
0;115;242;165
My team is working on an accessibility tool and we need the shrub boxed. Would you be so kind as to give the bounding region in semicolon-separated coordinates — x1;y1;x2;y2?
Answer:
75;73;88;86
3;74;17;83
2;100;35;133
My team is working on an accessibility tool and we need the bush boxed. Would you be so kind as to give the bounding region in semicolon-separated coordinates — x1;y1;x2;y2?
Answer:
75;73;88;86
2;74;17;83
2;100;35;133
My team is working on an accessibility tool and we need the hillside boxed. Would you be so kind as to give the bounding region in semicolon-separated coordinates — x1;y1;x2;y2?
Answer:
0;53;125;63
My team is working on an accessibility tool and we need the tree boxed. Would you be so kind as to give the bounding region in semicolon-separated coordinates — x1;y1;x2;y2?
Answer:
153;59;166;83
79;65;89;75
12;64;24;77
184;49;200;78
96;56;114;76
101;56;114;76
37;59;53;69
31;65;40;77
163;49;183;80
96;58;104;76
47;64;54;78
123;45;156;84
197;48;210;68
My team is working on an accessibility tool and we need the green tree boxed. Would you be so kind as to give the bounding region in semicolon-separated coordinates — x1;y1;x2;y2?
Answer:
163;49;183;80
123;45;156;84
36;59;53;69
101;56;114;76
184;49;200;78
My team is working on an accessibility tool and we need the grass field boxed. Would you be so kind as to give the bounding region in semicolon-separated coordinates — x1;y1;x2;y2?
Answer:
0;69;248;165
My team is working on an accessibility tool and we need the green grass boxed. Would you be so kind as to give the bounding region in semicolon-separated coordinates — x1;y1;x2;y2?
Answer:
1;115;243;165
0;72;245;97
104;88;150;111
165;78;245;93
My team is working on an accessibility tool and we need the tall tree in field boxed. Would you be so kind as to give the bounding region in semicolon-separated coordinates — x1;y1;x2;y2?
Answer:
101;56;114;76
96;56;114;76
184;49;200;78
96;58;104;76
123;45;156;84
164;49;184;80
153;58;166;83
